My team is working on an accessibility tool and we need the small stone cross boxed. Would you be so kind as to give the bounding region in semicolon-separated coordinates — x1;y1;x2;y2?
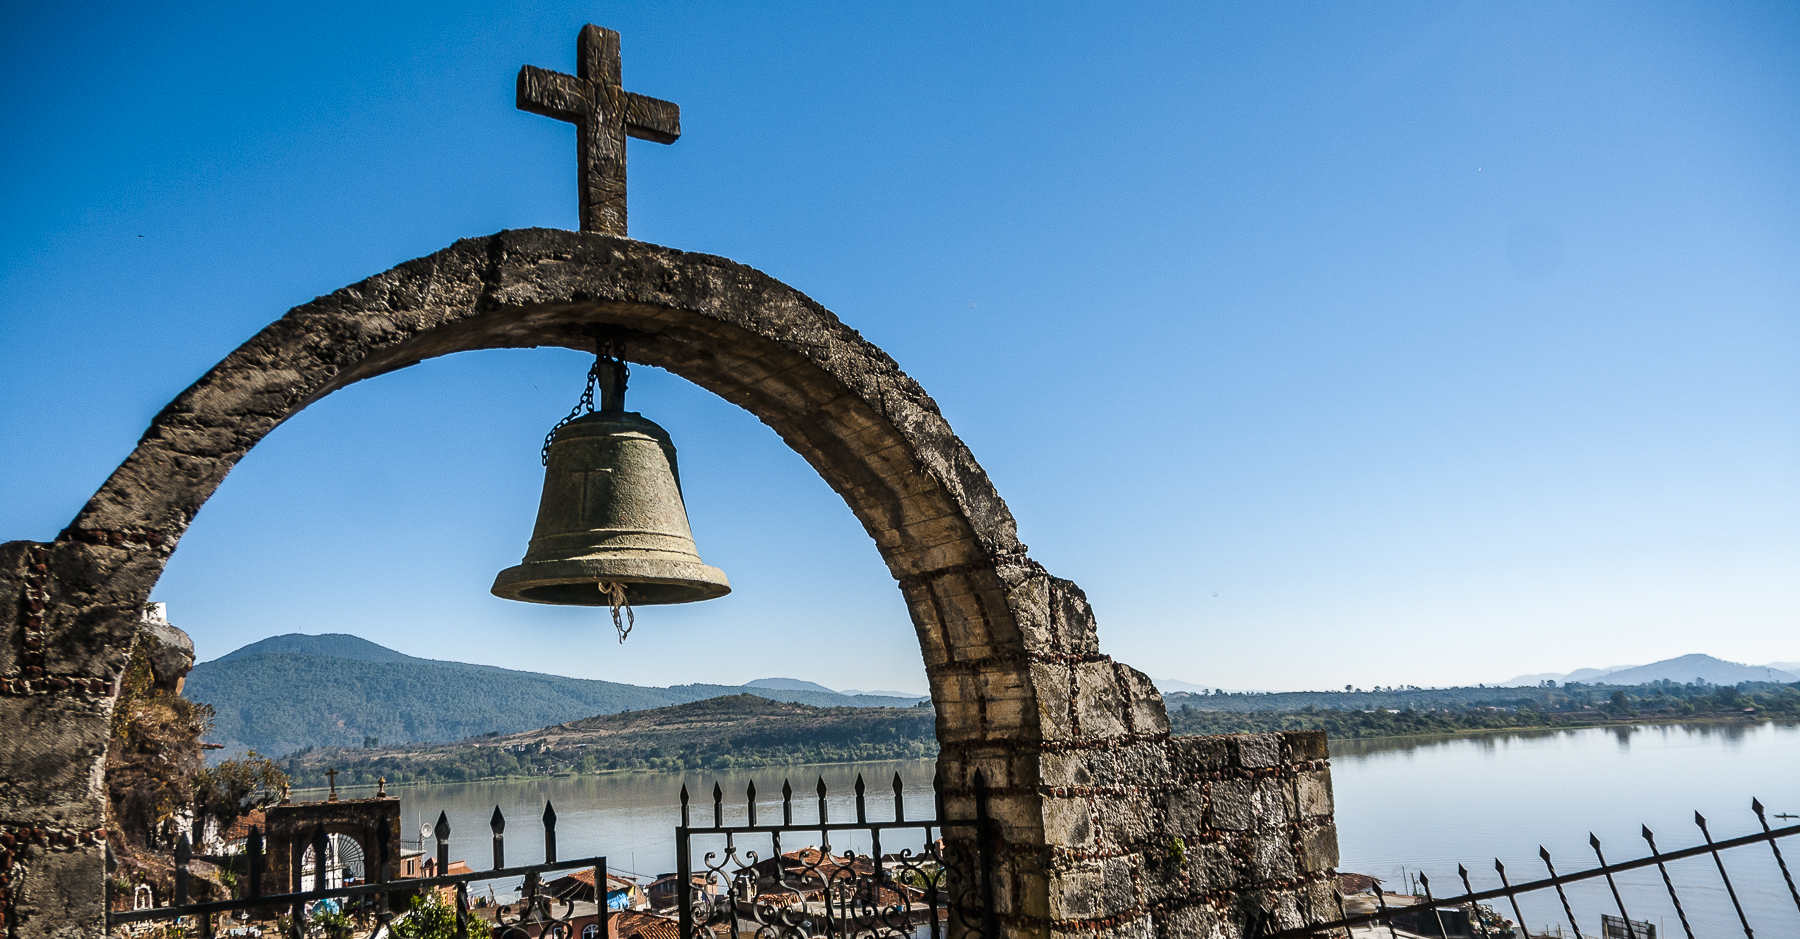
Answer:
518;24;682;236
325;767;339;802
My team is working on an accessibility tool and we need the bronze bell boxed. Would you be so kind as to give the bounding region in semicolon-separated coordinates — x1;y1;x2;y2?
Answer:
492;356;729;607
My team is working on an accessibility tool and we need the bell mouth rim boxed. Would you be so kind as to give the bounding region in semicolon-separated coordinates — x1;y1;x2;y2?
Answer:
491;558;730;607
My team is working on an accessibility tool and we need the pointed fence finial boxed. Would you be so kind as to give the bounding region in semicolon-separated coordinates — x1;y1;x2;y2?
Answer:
543;801;559;864
491;806;507;870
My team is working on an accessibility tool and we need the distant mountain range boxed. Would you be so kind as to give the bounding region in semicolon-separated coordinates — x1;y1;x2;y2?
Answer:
1500;654;1797;687
281;694;938;788
185;634;925;758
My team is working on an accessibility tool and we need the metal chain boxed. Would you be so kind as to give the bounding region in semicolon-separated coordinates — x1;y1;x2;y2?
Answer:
541;359;601;466
541;338;628;466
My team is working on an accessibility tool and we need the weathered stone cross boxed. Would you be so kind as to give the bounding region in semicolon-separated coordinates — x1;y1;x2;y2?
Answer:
325;767;339;801
517;24;682;237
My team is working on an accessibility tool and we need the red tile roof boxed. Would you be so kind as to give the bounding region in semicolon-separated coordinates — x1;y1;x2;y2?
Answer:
614;909;680;939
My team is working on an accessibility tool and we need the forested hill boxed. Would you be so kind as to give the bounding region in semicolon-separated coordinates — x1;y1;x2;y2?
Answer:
185;635;921;757
282;694;938;788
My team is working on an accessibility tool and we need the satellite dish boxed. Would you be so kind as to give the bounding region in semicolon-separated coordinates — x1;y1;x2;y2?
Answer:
421;824;434;843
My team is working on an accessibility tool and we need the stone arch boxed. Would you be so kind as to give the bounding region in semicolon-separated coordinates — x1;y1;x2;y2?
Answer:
0;228;1339;938
261;796;400;896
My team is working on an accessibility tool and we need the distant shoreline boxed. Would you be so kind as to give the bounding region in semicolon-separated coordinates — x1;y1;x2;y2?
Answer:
284;714;1796;794
1320;714;1800;745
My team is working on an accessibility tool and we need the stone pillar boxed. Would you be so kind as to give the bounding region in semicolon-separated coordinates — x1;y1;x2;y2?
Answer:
1;537;164;939
920;561;1342;939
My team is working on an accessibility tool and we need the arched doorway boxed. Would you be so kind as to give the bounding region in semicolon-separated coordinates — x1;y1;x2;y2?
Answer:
1;229;1337;938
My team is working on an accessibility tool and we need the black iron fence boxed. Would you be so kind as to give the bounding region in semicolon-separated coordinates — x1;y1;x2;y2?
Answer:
675;770;994;939
108;802;604;938
1267;798;1800;938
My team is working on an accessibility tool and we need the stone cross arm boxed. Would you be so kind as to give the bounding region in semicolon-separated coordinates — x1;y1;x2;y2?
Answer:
516;65;681;145
517;24;682;236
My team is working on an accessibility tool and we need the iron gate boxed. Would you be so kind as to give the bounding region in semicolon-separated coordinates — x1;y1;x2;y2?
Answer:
675;769;995;939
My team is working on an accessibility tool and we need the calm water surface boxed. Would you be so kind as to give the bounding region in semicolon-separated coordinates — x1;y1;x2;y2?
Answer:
334;723;1799;934
1332;721;1800;937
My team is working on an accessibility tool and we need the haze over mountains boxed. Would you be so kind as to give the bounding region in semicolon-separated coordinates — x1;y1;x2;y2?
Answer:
185;634;925;758
1500;654;1797;687
190;636;1795;759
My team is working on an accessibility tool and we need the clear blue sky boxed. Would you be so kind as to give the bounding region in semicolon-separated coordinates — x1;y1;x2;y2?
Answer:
3;2;1795;693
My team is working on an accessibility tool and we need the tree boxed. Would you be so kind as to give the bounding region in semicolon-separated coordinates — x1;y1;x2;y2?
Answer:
390;892;492;939
193;753;288;834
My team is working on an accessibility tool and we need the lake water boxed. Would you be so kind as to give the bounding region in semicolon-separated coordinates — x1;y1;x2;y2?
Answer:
333;722;1800;935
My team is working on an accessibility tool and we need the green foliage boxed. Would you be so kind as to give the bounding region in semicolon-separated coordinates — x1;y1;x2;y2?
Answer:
186;645;922;755
192;752;287;833
108;635;213;852
1168;679;1800;717
309;906;356;939
284;695;939;787
1169;680;1800;739
390;892;492;939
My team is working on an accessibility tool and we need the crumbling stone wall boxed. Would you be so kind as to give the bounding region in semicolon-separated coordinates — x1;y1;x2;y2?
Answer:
0;229;1340;937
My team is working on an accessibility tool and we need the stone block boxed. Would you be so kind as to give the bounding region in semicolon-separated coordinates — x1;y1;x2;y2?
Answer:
1157;903;1230;939
1115;664;1170;735
1252;777;1289;829
1137;844;1189;906
1106;740;1174;787
996;565;1056;650
1073;661;1128;739
985;791;1047;844
982;694;1030;737
1048;576;1102;655
1037;750;1095;788
1041;794;1094;847
11;842;106;938
1284;729;1329;762
1165;782;1206;836
1189;841;1239;893
1297;823;1340;873
1295;770;1334;819
0;697;109;826
1299;879;1342;925
1030;662;1074;739
1093;792;1156;848
1206;780;1254;832
1232;734;1282;770
1061;912;1154;939
1049;859;1110;919
990;853;1051;921
0;541;26;676
1247;832;1297;884
1171;735;1231;779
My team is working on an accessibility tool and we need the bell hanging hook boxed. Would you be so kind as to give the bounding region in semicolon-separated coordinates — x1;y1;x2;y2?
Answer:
595;349;628;413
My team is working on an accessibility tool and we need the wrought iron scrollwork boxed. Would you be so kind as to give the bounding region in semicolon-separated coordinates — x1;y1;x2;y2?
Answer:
676;771;993;939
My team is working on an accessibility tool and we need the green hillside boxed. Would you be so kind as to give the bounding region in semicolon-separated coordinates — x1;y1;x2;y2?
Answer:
184;635;922;756
282;694;938;787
